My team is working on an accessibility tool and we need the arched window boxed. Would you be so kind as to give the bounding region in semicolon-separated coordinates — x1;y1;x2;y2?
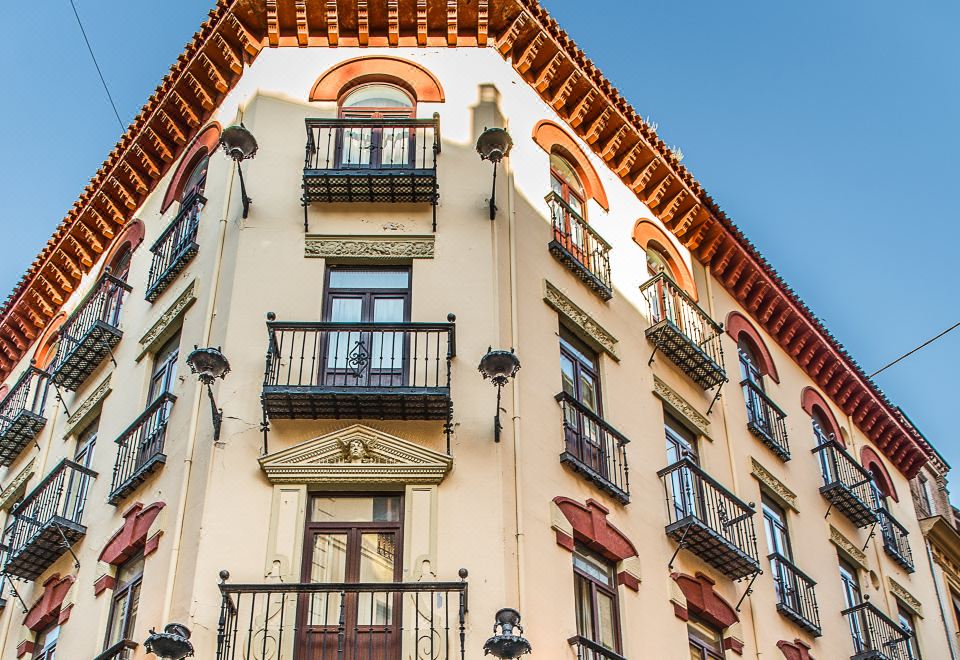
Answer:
160;123;220;213
550;152;592;266
339;83;414;118
646;244;671;280
107;244;133;283
33;314;66;372
180;154;209;203
338;84;414;170
550;152;586;218
738;337;764;390
633;220;698;298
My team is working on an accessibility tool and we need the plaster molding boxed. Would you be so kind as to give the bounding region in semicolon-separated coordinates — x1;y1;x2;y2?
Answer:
829;525;868;569
259;424;452;485
0;459;35;511
137;280;197;360
749;458;798;512
543;280;618;359
653;375;709;437
888;577;923;617
64;375;112;437
305;235;435;260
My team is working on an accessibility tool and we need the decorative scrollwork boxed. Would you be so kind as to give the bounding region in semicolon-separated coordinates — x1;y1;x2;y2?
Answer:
347;338;370;379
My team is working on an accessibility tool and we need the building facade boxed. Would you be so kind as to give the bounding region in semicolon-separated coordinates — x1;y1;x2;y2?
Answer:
0;2;949;659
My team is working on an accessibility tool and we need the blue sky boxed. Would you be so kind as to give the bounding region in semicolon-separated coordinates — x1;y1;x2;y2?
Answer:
1;2;957;470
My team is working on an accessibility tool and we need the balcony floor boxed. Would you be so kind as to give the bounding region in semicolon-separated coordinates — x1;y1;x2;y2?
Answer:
646;320;727;390
303;170;437;205
747;421;791;462
548;241;612;300
262;386;451;421
560;452;629;504
776;602;822;637
0;411;45;466
52;323;122;391
146;242;198;302
820;482;878;528
666;517;760;580
5;517;86;581
882;543;915;573
108;453;166;506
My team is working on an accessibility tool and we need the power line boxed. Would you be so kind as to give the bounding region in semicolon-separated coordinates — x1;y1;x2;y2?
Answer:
869;321;960;378
68;0;124;131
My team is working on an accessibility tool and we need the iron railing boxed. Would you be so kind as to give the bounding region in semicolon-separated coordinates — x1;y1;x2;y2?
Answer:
741;379;790;461
842;601;912;660
93;640;138;660
546;192;612;299
568;635;627;660
876;508;914;573
216;575;468;660
0;367;49;465
812;438;878;527
3;459;96;579
658;458;760;579
768;552;821;636
109;393;175;505
305;116;440;174
640;272;726;390
556;392;629;503
146;191;204;301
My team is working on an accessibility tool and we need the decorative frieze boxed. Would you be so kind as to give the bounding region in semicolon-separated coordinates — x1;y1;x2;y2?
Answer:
830;525;868;569
0;459;34;511
888;577;923;617
750;457;798;512
543;280;618;359
304;235;435;260
138;279;197;360
64;375;112;437
652;375;709;437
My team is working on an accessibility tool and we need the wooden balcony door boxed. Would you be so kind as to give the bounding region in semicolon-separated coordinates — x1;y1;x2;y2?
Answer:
299;494;403;660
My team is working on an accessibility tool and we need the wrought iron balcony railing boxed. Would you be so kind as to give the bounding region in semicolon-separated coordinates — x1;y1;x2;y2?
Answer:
556;392;629;504
93;640;138;660
876;508;914;573
768;552;822;637
50;272;131;391
0;367;49;466
641;273;726;390
812;438;878;528
842;601;912;660
108;392;175;506
742;379;790;461
216;573;468;660
262;319;455;422
2;459;96;580
658;458;760;579
302;116;441;229
568;635;628;660
146;191;204;302
546;192;612;300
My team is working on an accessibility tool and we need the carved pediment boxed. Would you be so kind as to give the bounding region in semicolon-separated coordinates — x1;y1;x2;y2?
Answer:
259;424;452;485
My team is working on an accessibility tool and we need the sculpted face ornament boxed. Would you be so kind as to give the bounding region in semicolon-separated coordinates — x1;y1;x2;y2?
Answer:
338;435;376;463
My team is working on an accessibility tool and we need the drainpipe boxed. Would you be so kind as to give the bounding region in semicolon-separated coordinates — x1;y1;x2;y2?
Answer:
160;109;238;623
925;536;957;659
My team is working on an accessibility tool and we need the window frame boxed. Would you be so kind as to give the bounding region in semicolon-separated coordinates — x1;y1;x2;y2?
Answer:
687;616;724;660
148;332;181;404
103;554;144;651
559;326;602;416
572;543;621;654
897;601;922;660
32;625;59;660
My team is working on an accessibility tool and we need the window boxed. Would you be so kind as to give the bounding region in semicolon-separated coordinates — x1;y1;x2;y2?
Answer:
551;152;586;218
763;496;800;615
180;155;209;203
338;84;414;170
839;556;868;652
646;245;670;280
66;417;98;522
148;332;180;404
762;496;791;558
738;338;763;390
104;555;144;650
688;617;724;660
897;602;922;660
560;327;601;415
32;625;58;660
918;473;936;516
550;152;589;263
665;414;697;466
340;84;414;116
664;414;699;521
811;410;836;482
573;544;620;654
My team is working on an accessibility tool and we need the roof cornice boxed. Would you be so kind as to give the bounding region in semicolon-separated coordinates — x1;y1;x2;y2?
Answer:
0;0;931;477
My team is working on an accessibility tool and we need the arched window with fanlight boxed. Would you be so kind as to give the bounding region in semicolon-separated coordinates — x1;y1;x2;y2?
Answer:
549;151;595;270
180;154;209;203
337;84;415;169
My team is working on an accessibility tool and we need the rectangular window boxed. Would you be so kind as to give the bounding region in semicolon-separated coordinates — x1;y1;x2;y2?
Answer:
762;496;791;558
148;332;181;403
918;473;936;517
664;413;697;465
688;617;724;660
559;327;601;414
898;602;922;660
104;555;144;650
32;626;58;660
572;544;620;654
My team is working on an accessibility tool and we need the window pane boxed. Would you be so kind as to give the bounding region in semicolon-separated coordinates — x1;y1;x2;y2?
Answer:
550;153;584;196
596;591;616;649
574;574;594;640
578;372;599;413
309;533;348;626
358;533;396;626
328;269;409;290
560;355;576;398
310;496;401;523
573;548;614;587
342;85;412;108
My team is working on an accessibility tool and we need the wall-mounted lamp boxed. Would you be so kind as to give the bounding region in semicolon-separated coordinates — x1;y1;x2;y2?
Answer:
478;347;521;442
144;623;194;659
219;123;258;218
186;346;231;442
476;127;513;220
483;608;532;658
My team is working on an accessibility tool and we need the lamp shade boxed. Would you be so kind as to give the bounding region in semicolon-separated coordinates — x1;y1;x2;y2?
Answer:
478;348;521;387
476;127;513;164
144;623;194;659
220;124;258;161
186;346;231;383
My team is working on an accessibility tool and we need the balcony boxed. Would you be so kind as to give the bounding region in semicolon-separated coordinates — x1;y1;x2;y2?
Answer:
876;508;914;573
641;273;726;390
546;192;612;300
556;392;630;504
145;191;204;302
93;640;137;660
50;273;131;391
658;458;760;579
742;380;790;461
2;459;96;580
302;116;440;227
262;319;455;422
108;393;175;506
568;635;627;660
842;601;912;660
769;552;822;637
812;439;878;528
216;573;468;660
0;367;49;466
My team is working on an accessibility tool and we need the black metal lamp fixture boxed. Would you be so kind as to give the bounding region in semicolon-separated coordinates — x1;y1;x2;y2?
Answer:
144;623;194;659
478;347;521;442
219;123;258;218
483;608;532;658
186;346;231;442
476;127;513;220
